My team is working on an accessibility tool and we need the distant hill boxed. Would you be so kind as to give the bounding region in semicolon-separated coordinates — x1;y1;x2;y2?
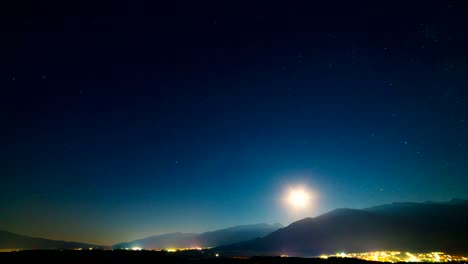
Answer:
113;223;283;249
0;230;100;250
113;232;199;249
217;199;468;256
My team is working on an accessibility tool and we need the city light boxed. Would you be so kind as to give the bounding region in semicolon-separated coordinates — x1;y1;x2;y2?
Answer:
117;246;210;252
165;247;205;252
318;251;468;262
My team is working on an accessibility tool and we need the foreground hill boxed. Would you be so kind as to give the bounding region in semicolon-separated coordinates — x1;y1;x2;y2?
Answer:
217;199;468;256
0;250;381;264
113;223;282;249
0;230;99;250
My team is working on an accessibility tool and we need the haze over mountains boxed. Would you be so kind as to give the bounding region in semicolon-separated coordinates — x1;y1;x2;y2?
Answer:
0;223;282;251
217;199;468;256
0;230;99;250
2;199;468;256
113;223;283;249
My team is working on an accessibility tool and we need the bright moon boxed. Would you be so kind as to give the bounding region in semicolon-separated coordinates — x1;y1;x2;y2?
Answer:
287;188;311;209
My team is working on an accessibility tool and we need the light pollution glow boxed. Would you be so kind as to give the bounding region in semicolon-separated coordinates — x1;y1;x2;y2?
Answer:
318;251;468;263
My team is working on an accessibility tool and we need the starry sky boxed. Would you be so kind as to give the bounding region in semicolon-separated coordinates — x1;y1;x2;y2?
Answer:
1;0;467;245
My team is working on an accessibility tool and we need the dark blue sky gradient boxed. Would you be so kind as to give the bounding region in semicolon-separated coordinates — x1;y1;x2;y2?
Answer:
1;0;467;244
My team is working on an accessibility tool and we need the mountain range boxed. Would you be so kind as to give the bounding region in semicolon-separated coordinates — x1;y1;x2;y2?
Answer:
112;223;283;249
0;230;99;250
2;199;467;255
0;223;282;251
216;199;468;256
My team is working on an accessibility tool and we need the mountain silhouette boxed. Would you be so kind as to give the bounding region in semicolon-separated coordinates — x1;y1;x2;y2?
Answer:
216;199;468;256
113;232;199;249
0;230;100;250
113;223;282;249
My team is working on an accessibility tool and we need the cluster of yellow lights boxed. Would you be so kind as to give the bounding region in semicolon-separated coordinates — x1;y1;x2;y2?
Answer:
165;247;204;252
319;251;468;263
119;247;208;252
0;249;22;252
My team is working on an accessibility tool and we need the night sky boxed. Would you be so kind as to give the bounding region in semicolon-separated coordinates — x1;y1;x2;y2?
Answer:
1;0;468;245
